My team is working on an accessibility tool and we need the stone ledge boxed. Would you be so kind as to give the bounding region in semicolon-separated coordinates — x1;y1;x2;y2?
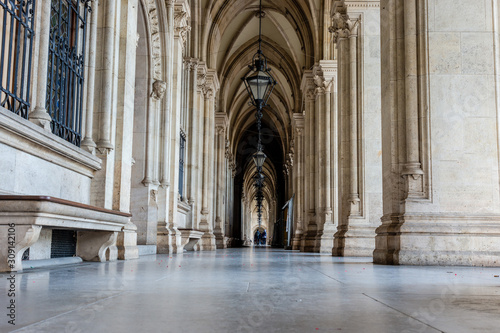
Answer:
0;198;130;231
0;106;101;178
22;257;83;270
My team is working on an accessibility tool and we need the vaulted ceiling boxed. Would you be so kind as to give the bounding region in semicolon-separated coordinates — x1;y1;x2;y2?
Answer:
197;0;325;227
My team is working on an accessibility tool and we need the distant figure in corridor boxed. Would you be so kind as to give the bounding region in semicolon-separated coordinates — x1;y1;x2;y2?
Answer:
254;230;261;246
262;230;267;246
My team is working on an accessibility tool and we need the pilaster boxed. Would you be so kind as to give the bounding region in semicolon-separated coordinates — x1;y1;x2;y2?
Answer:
299;71;317;252
331;3;382;257
214;112;228;249
198;69;219;251
291;113;305;250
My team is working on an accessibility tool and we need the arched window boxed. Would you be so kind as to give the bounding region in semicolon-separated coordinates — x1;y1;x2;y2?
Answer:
46;0;90;146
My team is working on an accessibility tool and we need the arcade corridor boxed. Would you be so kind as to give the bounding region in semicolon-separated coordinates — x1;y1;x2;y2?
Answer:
2;248;500;332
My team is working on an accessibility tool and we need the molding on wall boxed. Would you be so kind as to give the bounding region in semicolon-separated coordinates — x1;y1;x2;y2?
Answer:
0;107;101;177
345;1;380;8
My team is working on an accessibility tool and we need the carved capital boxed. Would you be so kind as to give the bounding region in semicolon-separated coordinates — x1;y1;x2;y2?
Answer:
315;87;325;96
204;88;214;100
197;74;206;92
306;89;316;100
329;12;358;42
184;57;199;71
324;79;334;93
215;125;225;135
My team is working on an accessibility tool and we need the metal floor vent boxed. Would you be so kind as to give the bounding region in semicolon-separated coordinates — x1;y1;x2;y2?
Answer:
51;230;77;258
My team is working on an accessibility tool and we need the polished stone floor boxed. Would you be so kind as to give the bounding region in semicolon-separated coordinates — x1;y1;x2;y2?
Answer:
2;248;500;332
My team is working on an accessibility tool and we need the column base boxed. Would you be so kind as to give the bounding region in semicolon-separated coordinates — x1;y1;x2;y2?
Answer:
292;231;303;250
374;213;500;266
214;231;226;249
300;235;318;252
300;221;318;252
316;221;336;253
199;233;217;251
333;222;376;257
157;224;183;254
28;107;52;132
117;222;139;260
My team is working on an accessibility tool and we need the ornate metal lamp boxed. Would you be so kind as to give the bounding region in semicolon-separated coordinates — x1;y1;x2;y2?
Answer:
242;0;276;228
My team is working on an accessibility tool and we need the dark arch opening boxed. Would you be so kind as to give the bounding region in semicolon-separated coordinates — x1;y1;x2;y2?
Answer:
231;115;286;246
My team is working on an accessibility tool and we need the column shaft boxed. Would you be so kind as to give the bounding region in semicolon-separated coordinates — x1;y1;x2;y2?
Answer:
349;27;361;214
28;0;53;129
81;0;99;151
97;0;116;149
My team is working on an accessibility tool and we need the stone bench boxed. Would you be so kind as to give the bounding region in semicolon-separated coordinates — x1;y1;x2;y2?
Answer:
0;195;138;272
178;228;204;251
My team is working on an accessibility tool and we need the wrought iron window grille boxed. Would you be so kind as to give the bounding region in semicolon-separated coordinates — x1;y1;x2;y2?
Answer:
0;0;36;118
46;0;91;146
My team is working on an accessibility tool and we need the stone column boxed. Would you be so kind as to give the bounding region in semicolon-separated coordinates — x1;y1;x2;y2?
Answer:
159;0;175;188
314;61;337;254
401;0;424;197
113;0;139;259
198;70;219;251
225;154;236;243
241;192;247;243
157;0;191;254
331;3;382;257
194;63;207;230
28;0;53;130
214;113;228;248
348;18;361;216
300;71;317;251
96;0;117;152
330;11;350;256
313;70;325;253
186;58;199;228
291;113;304;250
90;0;120;209
81;0;99;153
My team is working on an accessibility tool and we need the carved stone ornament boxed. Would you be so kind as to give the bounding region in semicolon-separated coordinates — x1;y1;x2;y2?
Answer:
323;79;334;93
306;89;316;100
185;58;199;71
216;125;225;135
175;10;191;49
329;12;353;43
151;80;167;100
204;87;214;100
197;73;206;92
145;0;162;79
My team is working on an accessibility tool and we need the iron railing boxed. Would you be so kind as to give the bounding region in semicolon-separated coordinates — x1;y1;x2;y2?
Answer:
46;0;90;146
179;131;186;200
0;0;36;118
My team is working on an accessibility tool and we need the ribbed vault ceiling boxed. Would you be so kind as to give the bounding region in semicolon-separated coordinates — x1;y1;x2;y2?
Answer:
201;0;320;228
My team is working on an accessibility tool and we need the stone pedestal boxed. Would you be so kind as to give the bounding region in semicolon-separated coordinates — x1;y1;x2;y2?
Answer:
117;222;139;260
